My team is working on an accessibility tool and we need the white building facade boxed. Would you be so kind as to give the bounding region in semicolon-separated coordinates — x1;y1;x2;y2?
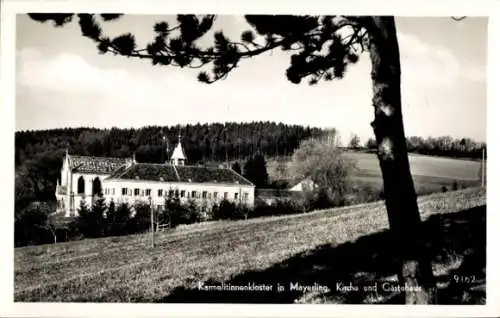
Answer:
55;138;255;217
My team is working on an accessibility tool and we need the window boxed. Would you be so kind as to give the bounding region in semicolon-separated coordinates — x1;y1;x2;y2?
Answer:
146;189;151;196
128;189;133;196
202;191;207;199
207;192;212;199
141;189;145;196
134;188;140;196
112;188;115;195
224;192;228;199
234;192;239;200
214;192;218;199
169;190;174;197
77;176;85;194
192;190;197;198
180;190;186;198
122;188;128;196
158;189;163;197
175;190;179;198
244;192;249;201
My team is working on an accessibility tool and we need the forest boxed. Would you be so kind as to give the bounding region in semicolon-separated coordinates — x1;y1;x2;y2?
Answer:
15;121;486;208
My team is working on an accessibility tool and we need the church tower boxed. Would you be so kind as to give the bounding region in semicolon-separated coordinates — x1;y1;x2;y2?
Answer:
170;133;186;166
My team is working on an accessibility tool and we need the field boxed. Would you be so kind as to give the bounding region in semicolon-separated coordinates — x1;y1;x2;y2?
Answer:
15;187;486;304
267;151;484;193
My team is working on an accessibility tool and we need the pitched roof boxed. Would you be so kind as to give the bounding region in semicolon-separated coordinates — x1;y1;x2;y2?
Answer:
69;155;127;174
171;142;186;160
106;165;129;179
107;163;178;182
175;165;253;185
106;163;254;186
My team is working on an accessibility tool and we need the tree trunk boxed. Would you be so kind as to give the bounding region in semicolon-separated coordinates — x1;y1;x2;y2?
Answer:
366;17;437;304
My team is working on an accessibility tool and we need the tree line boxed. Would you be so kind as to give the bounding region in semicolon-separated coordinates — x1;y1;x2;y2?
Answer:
15;122;321;208
16;122;323;167
15;123;485;214
363;135;486;160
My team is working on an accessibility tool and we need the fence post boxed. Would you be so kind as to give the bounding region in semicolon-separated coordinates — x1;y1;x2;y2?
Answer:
149;197;155;248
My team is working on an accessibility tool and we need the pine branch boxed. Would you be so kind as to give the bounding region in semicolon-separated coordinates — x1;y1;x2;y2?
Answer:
28;14;371;85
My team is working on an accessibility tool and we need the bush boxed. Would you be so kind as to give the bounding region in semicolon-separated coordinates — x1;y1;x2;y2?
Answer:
250;199;307;219
184;199;203;224
14;201;53;247
130;202;153;233
106;202;133;236
212;200;236;220
160;198;201;228
70;198;107;239
234;205;252;220
251;201;274;218
211;200;251;221
346;184;384;205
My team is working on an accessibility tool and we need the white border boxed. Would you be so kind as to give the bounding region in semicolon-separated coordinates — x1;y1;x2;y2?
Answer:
1;0;499;317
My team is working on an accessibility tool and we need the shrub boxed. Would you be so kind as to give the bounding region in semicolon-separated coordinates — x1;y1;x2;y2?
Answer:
185;199;203;224
346;184;384;205
212;199;236;220
131;202;153;233
211;199;251;221
71;198;107;239
160;198;200;228
14;201;53;247
250;199;306;218
251;201;275;218
106;202;133;236
311;187;337;209
235;205;252;220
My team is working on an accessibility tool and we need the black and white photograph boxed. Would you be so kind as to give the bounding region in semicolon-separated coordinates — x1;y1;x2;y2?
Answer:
2;0;499;317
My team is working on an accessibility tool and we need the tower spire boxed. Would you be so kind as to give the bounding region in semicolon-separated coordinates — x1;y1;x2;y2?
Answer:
170;129;186;166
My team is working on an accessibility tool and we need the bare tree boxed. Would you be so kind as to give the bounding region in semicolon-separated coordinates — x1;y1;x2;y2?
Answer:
291;137;357;205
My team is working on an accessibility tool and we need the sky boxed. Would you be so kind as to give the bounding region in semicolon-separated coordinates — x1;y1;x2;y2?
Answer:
15;15;487;145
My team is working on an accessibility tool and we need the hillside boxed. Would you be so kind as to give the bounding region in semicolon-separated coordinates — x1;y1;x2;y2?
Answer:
15;187;486;304
267;151;483;194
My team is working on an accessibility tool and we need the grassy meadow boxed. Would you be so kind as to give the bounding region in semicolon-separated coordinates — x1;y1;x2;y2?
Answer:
15;187;486;304
267;151;484;193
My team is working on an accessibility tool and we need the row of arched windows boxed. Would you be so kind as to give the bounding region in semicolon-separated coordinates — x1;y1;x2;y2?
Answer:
77;176;102;196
